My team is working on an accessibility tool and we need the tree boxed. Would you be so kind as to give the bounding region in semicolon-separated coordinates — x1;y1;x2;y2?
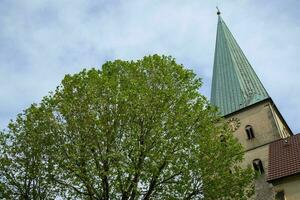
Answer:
0;104;58;199
0;55;254;199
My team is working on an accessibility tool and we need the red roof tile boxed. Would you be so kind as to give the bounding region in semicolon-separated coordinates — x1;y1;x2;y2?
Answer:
267;134;300;182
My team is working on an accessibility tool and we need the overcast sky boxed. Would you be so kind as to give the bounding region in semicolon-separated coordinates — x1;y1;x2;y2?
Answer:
0;0;299;133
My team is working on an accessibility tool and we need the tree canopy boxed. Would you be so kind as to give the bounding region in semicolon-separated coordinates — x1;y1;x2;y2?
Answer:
0;55;254;199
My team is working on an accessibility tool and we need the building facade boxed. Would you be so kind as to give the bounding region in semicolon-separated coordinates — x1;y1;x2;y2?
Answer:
211;12;300;200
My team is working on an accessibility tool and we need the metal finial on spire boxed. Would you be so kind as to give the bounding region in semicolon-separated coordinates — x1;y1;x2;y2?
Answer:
216;6;221;15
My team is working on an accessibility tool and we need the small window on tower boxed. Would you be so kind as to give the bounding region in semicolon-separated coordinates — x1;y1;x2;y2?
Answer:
275;191;285;200
245;125;255;139
253;159;264;174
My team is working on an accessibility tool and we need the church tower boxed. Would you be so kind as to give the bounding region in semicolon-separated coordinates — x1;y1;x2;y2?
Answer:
211;11;293;200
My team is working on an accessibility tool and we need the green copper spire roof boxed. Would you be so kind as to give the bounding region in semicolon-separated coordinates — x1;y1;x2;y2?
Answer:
211;14;269;116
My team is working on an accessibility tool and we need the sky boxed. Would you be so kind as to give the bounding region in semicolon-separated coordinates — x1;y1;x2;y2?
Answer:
0;0;299;133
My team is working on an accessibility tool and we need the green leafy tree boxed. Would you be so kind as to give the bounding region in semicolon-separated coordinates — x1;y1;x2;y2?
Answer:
0;104;58;199
0;55;254;199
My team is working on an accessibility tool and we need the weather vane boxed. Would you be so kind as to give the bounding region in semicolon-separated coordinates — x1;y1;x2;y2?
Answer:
216;6;221;15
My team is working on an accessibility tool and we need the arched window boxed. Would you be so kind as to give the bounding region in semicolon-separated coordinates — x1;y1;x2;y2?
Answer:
253;159;264;174
245;125;255;139
275;191;285;200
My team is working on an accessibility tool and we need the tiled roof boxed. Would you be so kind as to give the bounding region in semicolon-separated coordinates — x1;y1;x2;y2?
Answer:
210;15;269;116
267;134;300;182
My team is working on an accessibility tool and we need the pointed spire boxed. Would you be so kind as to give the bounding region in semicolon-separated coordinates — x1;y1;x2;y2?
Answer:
211;15;269;116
